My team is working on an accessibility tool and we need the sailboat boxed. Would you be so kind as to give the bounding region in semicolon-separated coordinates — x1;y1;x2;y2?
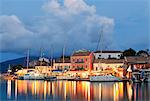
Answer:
18;49;45;80
89;26;121;82
44;46;57;81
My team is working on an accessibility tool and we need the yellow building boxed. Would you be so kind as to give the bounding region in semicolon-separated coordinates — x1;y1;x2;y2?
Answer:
35;66;52;74
53;58;71;70
93;59;124;71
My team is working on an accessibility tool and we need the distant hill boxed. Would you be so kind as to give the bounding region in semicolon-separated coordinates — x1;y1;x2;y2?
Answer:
0;56;39;73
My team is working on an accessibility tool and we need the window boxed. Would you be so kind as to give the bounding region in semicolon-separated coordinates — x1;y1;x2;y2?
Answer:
72;59;75;62
86;65;87;68
108;55;111;58
96;67;98;71
81;59;83;62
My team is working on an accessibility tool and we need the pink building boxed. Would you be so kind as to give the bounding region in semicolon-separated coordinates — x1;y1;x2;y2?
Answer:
71;50;94;71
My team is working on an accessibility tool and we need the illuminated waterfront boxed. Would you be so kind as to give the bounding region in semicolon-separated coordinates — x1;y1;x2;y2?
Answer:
0;80;150;101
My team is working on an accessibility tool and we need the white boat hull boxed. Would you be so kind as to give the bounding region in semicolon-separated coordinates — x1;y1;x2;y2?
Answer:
23;76;45;80
90;75;121;82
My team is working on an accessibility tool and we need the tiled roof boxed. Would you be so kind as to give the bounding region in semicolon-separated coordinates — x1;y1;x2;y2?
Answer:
94;59;124;63
55;58;71;63
94;50;122;53
125;56;149;64
72;51;92;56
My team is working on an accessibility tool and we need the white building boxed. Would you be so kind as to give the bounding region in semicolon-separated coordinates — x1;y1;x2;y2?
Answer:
94;51;122;59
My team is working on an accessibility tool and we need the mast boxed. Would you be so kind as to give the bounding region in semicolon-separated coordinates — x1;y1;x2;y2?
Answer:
8;64;11;74
40;48;44;66
96;26;104;70
62;45;65;71
40;47;43;58
63;45;65;64
50;45;53;75
27;49;29;69
50;45;53;67
62;39;67;71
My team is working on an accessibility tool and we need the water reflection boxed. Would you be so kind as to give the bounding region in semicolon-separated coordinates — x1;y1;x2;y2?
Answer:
2;80;150;100
7;80;11;99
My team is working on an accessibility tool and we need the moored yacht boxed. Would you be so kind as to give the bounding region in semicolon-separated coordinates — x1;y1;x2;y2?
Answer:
19;70;45;80
90;75;121;82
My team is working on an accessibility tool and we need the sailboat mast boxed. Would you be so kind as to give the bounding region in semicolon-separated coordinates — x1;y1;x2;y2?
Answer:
62;43;66;71
100;26;103;54
50;46;53;69
100;26;103;69
40;48;43;58
27;49;29;69
63;45;65;64
96;26;103;69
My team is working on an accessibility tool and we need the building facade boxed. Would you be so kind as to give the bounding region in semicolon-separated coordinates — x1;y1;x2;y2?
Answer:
94;51;122;59
71;50;94;71
125;56;150;70
53;63;71;70
53;58;71;70
35;66;51;74
93;59;124;71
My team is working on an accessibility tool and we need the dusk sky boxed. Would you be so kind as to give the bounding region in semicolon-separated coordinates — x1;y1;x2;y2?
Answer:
0;0;149;62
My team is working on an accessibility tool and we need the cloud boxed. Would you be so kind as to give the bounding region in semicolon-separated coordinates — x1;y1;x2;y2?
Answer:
42;0;96;16
0;15;34;52
0;0;114;56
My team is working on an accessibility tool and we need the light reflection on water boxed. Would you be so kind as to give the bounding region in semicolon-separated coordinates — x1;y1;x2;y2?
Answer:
0;80;150;101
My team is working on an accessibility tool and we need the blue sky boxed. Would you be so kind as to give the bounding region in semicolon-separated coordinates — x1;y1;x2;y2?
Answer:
0;0;149;62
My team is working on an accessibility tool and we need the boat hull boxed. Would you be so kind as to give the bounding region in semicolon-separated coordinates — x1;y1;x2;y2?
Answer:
90;76;121;82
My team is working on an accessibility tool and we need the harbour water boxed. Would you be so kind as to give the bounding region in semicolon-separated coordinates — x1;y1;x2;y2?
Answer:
0;80;150;101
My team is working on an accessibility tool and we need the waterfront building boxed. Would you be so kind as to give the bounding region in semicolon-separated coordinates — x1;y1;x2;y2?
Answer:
53;58;71;71
94;50;122;59
38;57;50;66
93;59;124;77
125;56;150;70
124;56;150;79
71;50;94;71
35;66;51;74
33;57;51;75
93;59;124;70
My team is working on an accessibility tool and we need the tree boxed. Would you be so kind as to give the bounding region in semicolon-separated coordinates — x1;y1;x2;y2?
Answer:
137;50;149;57
60;55;70;59
123;48;136;56
10;64;23;73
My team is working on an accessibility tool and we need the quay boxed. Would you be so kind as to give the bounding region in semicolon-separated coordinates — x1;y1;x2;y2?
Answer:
1;50;150;82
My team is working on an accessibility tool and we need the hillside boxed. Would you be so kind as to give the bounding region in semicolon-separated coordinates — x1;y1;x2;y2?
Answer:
0;56;39;73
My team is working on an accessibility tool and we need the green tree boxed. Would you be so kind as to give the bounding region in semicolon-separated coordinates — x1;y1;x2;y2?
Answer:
123;48;136;56
10;64;23;73
137;50;149;57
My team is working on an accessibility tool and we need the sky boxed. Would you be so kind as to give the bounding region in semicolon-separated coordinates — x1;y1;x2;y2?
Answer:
0;0;149;62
